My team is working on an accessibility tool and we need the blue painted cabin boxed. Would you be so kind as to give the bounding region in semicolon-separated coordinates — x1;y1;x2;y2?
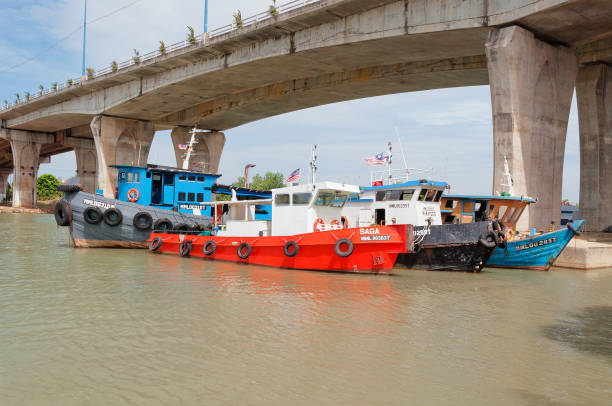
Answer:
108;164;220;216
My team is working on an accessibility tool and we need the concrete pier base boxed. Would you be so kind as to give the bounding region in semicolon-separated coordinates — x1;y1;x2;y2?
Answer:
576;64;612;232
554;233;612;270
0;168;11;201
170;127;225;173
9;137;42;208
485;26;577;231
90;116;154;197
74;146;97;193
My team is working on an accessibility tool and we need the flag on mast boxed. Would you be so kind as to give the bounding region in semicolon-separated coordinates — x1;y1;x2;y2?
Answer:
365;152;389;166
286;168;301;183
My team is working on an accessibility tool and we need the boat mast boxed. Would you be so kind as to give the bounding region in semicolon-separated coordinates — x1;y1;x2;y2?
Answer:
183;126;204;170
310;144;317;184
502;155;515;196
387;142;393;185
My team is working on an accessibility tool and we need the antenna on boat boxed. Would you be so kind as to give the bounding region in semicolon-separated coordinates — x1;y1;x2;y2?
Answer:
395;127;409;182
387;142;393;185
310;144;317;184
502;155;515;196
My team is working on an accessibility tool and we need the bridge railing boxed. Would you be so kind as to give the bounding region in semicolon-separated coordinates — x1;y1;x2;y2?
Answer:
1;0;320;112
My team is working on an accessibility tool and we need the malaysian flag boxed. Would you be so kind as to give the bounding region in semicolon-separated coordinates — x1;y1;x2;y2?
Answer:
286;168;301;183
365;152;389;166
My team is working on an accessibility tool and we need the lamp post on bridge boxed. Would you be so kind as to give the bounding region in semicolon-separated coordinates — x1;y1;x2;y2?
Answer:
81;0;87;77
204;0;209;33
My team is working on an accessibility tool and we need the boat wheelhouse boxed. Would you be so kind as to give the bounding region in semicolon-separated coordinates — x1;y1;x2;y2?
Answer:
113;164;220;216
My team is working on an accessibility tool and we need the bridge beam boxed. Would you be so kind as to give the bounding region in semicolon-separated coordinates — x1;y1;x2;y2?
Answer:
90;116;154;198
170;127;225;173
486;26;577;231
0;168;11;201
576;63;612;232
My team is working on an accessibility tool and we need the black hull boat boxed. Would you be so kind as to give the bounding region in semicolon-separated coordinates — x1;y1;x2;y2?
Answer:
397;222;498;272
55;186;212;248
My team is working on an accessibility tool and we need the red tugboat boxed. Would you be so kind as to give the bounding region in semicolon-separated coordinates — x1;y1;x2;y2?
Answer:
148;182;413;274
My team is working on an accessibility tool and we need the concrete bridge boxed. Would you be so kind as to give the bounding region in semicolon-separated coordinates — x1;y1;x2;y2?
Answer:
1;0;611;231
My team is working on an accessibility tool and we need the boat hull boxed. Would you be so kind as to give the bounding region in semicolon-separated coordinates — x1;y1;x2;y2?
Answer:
396;222;497;272
486;220;585;270
60;191;213;248
149;225;408;274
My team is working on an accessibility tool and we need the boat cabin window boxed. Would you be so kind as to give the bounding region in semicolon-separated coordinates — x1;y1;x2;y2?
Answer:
146;172;151;178
119;171;126;182
445;199;458;209
134;172;140;183
315;192;348;208
418;189;427;201
188;192;195;202
434;190;443;202
425;189;437;202
401;190;415;201
179;175;186;181
474;200;488;220
293;192;312;205
127;172;133;183
197;176;204;182
197;193;204;202
375;191;385;201
178;192;186;201
275;194;290;206
164;174;174;185
503;207;516;222
151;173;163;204
188;176;196;182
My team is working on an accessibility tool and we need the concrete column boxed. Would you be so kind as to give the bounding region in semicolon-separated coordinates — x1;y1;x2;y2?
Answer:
74;146;98;193
0;168;11;201
90;116;154;197
9;138;42;207
485;26;577;231
576;64;612;232
170;127;225;173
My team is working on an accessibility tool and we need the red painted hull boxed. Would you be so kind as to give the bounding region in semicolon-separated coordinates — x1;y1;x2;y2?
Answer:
148;225;408;274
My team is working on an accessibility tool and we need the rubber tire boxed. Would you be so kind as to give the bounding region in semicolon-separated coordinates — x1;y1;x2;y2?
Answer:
203;240;216;256
83;207;103;225
174;223;191;233
54;200;71;226
567;223;581;236
334;238;354;257
179;240;192;257
283;241;299;257
133;212;153;230
479;233;497;248
57;184;81;193
154;218;173;232
237;242;252;259
103;208;123;226
149;237;163;252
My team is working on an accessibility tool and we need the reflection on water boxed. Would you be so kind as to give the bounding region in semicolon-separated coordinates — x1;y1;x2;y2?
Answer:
543;306;612;361
1;214;611;406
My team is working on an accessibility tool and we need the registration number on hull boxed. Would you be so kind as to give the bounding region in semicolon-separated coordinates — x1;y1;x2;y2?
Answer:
515;237;558;251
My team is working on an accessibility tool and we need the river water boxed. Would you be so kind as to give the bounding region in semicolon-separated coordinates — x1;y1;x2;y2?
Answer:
0;214;610;405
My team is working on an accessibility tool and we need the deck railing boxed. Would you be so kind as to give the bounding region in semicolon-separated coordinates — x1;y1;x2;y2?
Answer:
1;0;321;112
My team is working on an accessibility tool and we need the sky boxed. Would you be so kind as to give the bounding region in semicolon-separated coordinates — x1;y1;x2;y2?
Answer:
0;0;581;202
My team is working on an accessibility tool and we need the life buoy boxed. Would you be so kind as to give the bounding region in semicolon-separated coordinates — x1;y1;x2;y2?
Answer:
179;240;192;257
149;237;163;252
334;238;354;257
203;240;216;256
313;218;325;232
237;242;252;259
283;241;299;257
127;188;139;202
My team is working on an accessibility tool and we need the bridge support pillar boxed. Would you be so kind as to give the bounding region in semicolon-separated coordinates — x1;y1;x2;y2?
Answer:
9;137;42;208
90;116;154;198
171;127;225;173
576;63;612;232
74;146;98;194
486;26;577;231
0;168;11;201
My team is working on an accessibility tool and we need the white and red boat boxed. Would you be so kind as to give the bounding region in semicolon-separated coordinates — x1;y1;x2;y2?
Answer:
148;181;413;274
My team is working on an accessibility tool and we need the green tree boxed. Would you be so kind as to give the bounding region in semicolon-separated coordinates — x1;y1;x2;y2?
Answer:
36;174;62;201
4;182;11;202
232;172;285;190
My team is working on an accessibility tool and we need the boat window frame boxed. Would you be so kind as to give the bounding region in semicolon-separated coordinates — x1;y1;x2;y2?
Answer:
197;193;204;203
275;193;290;206
293;192;312;205
401;190;415;201
178;175;187;181
188;192;195;202
178;192;186;202
127;172;133;183
425;189;437;202
119;171;126;183
197;176;204;182
433;190;443;202
134;172;140;183
163;173;174;186
188;175;196;182
417;188;427;201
